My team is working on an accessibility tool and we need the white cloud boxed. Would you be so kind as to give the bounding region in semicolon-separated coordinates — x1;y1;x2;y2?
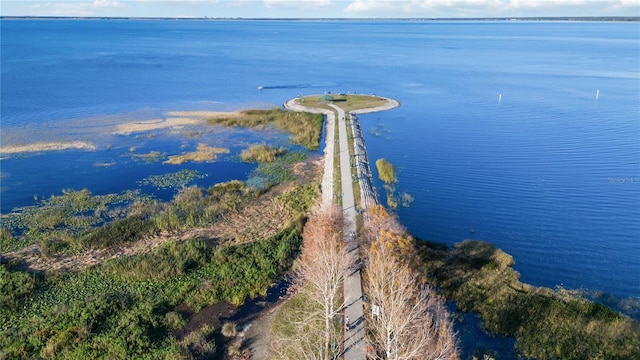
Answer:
344;0;395;13
131;0;219;3
264;0;334;10
93;0;122;8
22;0;127;16
28;2;95;16
6;0;638;18
343;0;640;17
344;0;506;16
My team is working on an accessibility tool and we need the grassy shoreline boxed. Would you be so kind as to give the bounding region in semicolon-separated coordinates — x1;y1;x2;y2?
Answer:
418;239;640;359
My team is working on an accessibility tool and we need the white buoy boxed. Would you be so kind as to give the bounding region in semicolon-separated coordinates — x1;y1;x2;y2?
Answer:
595;89;600;100
498;93;502;104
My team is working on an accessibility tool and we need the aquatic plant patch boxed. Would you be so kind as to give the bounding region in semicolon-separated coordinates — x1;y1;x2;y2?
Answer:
138;169;207;190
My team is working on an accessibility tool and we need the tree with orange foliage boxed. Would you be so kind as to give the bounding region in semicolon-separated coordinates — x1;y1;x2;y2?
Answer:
363;206;458;360
283;204;350;360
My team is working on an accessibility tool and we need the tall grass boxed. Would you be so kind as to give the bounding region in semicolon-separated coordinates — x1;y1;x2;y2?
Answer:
0;179;258;256
207;108;323;150
240;144;286;163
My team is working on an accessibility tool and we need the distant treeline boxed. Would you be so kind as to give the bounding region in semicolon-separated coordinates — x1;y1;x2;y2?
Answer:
2;16;639;22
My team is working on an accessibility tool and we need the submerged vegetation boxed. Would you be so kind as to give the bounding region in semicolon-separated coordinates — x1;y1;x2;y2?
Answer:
0;189;144;253
418;239;640;359
374;158;412;209
246;150;307;190
137;169;207;190
130;150;165;163
207;108;323;151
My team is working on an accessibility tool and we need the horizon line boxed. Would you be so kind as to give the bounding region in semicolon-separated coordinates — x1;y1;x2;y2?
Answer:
2;16;639;22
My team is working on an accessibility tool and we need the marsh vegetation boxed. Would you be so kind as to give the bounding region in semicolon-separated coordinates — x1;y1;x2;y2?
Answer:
164;143;230;165
1;222;304;359
418;239;640;359
207;108;323;151
240;144;286;163
375;158;397;185
0;163;320;359
375;158;413;210
0;104;327;359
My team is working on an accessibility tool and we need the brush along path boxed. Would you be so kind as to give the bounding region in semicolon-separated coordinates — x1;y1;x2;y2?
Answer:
284;99;335;206
285;95;399;360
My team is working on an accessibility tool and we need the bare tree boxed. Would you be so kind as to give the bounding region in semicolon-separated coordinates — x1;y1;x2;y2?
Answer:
272;206;349;360
270;297;336;360
363;208;459;360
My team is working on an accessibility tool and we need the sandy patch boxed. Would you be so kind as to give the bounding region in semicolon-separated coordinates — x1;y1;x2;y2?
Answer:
113;117;204;135
164;143;230;165
0;141;97;154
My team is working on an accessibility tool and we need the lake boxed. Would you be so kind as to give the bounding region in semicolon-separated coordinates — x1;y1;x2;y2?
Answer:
1;19;639;299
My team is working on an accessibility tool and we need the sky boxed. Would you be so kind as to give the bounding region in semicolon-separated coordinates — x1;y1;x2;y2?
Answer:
2;0;639;18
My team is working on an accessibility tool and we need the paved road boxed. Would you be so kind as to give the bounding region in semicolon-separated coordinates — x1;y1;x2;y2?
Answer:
329;104;366;360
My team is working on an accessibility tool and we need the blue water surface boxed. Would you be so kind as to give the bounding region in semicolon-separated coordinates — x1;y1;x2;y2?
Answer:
1;20;639;299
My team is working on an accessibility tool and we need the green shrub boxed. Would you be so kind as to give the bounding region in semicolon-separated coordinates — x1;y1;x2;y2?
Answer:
80;215;153;249
0;264;38;318
102;239;209;281
274;183;319;216
165;311;186;331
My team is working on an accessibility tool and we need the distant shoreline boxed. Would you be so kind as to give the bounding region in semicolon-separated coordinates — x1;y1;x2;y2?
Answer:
2;16;638;22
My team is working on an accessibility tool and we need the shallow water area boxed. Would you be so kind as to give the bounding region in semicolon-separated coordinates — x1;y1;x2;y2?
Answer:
0;110;292;213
